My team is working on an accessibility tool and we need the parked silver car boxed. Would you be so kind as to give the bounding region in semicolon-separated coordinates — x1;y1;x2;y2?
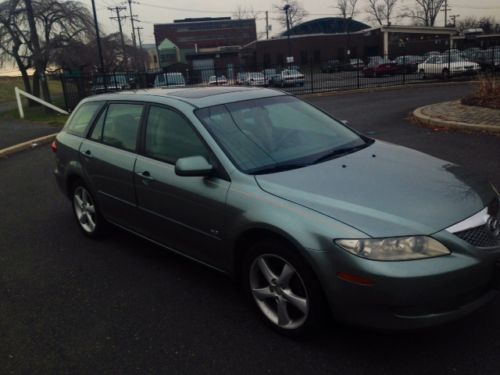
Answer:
52;87;500;336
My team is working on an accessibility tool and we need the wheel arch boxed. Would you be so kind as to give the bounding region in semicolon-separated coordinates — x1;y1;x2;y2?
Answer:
231;226;314;280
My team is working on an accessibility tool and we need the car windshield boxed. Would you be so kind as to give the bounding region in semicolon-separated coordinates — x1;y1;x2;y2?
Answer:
249;73;264;79
284;69;300;75
195;96;370;174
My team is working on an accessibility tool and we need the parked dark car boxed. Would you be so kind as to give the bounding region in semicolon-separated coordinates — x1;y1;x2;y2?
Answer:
362;59;399;77
472;50;500;71
394;55;426;73
321;59;342;73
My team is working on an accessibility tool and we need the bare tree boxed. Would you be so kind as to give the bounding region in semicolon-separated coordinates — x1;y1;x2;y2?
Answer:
233;5;259;20
402;0;445;27
365;0;399;26
273;0;308;30
335;0;359;20
0;0;33;94
0;0;94;100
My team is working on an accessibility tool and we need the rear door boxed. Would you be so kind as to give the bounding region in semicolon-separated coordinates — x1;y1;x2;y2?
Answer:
80;102;145;229
133;105;230;266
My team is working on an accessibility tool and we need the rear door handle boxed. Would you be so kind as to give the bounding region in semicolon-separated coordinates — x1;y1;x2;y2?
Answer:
137;171;154;181
82;150;93;159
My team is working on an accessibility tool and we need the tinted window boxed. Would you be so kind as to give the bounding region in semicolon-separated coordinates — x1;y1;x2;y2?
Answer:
65;101;102;137
145;106;209;164
101;104;143;152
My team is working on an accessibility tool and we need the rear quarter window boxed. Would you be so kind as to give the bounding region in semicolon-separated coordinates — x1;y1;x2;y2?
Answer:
64;101;102;137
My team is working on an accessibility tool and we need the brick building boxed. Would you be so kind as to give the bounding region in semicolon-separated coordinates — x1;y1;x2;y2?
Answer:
154;17;256;79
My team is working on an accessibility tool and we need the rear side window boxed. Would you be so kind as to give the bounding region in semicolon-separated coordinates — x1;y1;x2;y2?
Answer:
97;104;143;152
65;101;102;137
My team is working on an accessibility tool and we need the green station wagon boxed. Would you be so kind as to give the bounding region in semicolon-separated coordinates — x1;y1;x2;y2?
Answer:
53;87;500;336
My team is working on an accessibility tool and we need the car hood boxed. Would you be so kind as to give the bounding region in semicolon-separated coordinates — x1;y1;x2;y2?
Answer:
255;141;494;238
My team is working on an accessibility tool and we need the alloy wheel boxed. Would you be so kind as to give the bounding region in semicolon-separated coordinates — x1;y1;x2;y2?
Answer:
249;254;309;330
73;186;97;234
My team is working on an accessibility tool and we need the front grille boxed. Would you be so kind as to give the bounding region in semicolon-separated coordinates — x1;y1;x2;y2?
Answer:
455;225;500;248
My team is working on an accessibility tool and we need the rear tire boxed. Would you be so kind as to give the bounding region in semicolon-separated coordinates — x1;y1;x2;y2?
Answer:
442;69;450;80
242;239;327;337
419;69;426;80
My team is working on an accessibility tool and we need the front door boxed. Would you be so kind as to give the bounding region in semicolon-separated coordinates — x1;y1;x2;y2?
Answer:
134;105;230;267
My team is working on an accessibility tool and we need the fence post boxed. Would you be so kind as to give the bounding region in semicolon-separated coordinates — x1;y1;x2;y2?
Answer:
356;62;360;89
60;74;69;112
310;58;314;94
402;56;406;85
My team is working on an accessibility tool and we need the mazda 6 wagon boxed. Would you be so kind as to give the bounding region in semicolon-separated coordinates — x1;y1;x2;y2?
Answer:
53;87;500;336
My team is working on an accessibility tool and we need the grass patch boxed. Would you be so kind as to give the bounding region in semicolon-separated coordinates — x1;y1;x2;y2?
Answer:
0;97;68;126
0;76;63;104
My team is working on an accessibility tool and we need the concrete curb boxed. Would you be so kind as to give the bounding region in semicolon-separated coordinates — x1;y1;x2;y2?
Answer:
0;133;58;159
412;104;500;134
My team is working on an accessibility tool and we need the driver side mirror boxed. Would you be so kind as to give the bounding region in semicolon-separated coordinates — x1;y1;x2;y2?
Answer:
175;156;214;177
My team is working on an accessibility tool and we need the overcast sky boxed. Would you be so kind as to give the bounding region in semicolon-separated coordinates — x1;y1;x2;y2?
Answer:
1;0;499;75
93;0;500;45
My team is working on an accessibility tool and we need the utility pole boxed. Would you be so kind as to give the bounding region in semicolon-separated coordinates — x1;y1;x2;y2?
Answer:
265;11;269;40
135;26;144;49
24;0;51;102
441;0;451;27
283;5;291;62
127;0;140;70
90;0;105;75
127;0;137;49
109;6;128;70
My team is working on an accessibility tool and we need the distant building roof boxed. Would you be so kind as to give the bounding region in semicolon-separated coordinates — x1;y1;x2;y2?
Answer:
282;17;371;36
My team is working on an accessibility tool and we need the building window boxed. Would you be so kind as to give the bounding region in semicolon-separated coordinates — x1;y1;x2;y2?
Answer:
300;50;308;65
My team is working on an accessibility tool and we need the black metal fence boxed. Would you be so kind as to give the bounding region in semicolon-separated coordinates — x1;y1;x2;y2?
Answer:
56;47;500;111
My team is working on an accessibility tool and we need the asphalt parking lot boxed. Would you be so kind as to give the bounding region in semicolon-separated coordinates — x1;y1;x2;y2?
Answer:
1;83;499;374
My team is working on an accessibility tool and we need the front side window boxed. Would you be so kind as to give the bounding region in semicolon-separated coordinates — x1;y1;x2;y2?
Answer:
145;106;209;164
196;96;370;174
65;101;102;137
98;103;143;152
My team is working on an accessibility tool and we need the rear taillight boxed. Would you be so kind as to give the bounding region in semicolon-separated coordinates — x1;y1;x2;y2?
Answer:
51;139;58;153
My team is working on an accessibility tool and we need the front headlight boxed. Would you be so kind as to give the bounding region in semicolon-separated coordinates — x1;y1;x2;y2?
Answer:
335;236;450;261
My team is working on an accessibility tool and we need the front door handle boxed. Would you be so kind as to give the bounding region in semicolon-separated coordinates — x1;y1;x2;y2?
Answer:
82;150;93;159
137;171;154;181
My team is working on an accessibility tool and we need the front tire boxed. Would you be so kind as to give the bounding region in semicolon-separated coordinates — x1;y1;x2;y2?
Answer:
242;239;327;337
71;180;107;239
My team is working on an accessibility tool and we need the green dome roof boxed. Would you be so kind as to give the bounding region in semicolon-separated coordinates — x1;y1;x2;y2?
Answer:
282;17;370;36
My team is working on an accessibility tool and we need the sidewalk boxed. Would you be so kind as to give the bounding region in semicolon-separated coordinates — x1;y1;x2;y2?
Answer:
413;100;500;133
0;101;61;158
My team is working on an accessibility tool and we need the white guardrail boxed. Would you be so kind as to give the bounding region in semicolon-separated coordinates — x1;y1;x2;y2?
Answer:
15;87;69;119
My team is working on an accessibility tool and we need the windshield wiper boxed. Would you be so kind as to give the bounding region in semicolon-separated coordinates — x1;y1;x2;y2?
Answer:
250;162;310;175
312;143;369;164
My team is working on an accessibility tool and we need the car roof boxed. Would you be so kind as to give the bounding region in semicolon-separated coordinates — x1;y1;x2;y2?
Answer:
83;86;286;109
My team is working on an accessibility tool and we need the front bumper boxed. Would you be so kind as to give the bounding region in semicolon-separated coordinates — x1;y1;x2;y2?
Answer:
310;232;500;330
